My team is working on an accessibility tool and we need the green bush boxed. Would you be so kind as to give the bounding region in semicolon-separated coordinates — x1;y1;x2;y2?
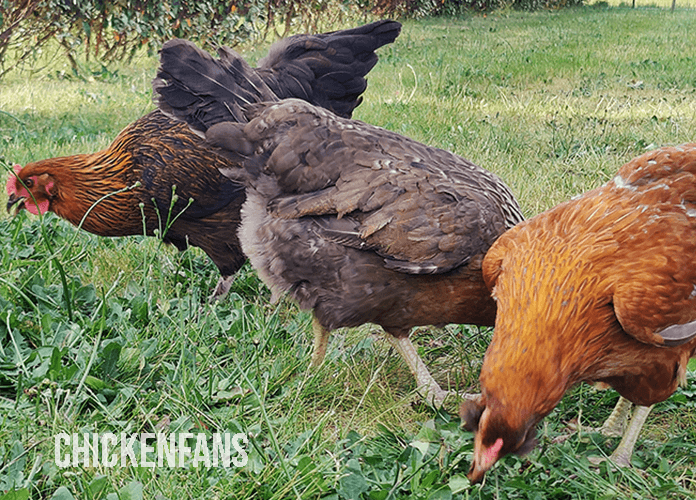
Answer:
1;0;259;76
0;0;584;79
0;0;363;78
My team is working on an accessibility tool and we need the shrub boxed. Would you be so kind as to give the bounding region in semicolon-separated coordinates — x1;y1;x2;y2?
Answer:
0;0;585;78
0;0;362;78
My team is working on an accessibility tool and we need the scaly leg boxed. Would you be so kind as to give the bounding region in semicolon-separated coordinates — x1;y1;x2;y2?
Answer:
607;405;653;467
310;315;330;368
386;335;477;407
210;274;236;301
386;335;446;406
573;396;630;437
597;396;633;437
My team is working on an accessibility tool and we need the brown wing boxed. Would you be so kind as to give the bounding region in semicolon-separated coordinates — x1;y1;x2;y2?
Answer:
127;111;244;221
608;144;696;347
611;213;696;347
209;99;523;274
119;111;248;278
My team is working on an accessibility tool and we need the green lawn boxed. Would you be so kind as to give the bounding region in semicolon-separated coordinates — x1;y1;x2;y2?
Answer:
2;6;696;499
603;0;696;8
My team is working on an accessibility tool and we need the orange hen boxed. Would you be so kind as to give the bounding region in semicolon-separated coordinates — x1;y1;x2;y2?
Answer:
462;144;696;482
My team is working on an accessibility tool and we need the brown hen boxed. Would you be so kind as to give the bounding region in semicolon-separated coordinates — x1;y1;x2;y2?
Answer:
6;19;401;298
462;144;696;482
153;40;524;405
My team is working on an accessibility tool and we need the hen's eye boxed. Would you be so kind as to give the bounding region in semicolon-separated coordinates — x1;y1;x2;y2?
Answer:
25;179;33;188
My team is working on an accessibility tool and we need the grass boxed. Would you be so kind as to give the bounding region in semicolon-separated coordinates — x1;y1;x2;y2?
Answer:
604;0;696;9
2;5;696;499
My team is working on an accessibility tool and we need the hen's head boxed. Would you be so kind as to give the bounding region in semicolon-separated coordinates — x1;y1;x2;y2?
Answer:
460;395;539;484
461;216;574;483
6;163;56;215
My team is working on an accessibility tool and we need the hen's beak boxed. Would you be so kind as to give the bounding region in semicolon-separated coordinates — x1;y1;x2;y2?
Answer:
467;460;489;485
467;429;503;485
6;193;26;215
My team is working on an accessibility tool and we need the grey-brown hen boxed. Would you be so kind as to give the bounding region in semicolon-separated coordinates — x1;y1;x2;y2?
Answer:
7;20;401;299
154;38;524;405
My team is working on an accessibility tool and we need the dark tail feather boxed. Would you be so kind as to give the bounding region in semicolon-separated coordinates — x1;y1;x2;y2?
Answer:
256;19;401;118
153;20;400;132
154;39;278;135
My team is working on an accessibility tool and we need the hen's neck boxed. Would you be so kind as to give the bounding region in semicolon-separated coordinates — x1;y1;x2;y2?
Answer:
50;148;144;236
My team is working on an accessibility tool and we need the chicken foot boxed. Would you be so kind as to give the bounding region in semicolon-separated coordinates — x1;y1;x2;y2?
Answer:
588;400;652;467
386;335;447;406
569;395;631;437
385;335;477;407
606;404;652;467
210;274;236;301
596;395;633;437
308;316;476;407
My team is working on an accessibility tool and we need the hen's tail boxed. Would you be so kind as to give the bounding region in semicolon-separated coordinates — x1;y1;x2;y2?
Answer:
154;40;276;136
153;20;400;135
257;19;401;118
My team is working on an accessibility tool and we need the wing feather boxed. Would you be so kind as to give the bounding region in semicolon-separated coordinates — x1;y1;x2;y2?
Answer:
223;100;522;274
